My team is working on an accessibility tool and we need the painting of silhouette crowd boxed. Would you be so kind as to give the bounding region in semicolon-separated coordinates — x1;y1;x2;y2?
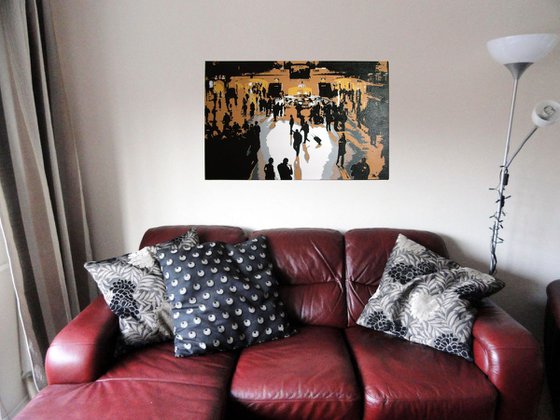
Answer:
205;61;389;180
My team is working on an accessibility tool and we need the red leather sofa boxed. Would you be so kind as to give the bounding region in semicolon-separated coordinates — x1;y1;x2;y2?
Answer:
545;280;560;419
18;226;543;419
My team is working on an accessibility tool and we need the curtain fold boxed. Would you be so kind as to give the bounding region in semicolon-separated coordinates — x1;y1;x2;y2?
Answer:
0;0;92;390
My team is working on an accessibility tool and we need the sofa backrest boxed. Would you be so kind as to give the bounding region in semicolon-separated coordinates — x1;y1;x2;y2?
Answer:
344;228;448;326
140;225;247;248
252;228;347;328
139;225;448;329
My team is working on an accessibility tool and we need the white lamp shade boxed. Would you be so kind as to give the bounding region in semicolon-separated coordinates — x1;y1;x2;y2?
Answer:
532;100;560;127
487;33;559;65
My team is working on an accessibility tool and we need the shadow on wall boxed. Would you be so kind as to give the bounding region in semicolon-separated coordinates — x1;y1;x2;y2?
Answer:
59;3;130;260
83;135;126;259
443;234;549;343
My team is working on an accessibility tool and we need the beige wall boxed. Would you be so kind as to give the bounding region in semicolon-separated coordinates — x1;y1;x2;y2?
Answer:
49;0;560;339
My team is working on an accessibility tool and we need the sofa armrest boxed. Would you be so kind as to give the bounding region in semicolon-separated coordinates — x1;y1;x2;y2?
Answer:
545;280;560;328
545;280;560;417
45;296;119;384
472;299;543;420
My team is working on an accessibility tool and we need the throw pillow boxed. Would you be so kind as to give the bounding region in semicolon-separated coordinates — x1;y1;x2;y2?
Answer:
85;229;199;347
156;236;296;357
357;234;504;360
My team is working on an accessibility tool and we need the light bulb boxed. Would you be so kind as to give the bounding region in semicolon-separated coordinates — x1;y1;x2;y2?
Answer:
532;100;560;127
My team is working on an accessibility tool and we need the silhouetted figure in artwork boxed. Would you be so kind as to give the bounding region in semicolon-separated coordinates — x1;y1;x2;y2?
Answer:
356;105;362;129
289;115;294;134
351;157;371;180
360;158;371;180
336;133;347;167
222;112;231;128
254;121;261;143
302;121;310;143
250;102;255;118
277;158;293;180
296;103;303;119
293;129;303;157
264;157;275;180
339;111;347;131
326;113;333;131
246;122;261;160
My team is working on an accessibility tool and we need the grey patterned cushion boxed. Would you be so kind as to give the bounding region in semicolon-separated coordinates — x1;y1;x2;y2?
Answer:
85;229;199;347
156;236;296;357
357;234;504;360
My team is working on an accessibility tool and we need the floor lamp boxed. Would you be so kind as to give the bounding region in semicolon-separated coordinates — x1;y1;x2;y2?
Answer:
487;33;559;275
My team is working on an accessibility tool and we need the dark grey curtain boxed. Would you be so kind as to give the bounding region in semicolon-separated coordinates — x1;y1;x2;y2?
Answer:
0;0;92;390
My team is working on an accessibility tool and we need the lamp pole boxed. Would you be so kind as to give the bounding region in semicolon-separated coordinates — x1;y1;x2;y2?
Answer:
489;67;525;275
486;34;559;275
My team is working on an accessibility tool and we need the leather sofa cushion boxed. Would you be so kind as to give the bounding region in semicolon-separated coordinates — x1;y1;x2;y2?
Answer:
251;229;346;327
19;381;222;420
345;326;497;420
19;342;237;420
100;341;236;383
345;228;449;326
229;325;361;419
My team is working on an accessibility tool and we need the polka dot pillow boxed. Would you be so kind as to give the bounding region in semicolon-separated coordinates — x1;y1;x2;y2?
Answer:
357;234;504;360
156;236;296;357
85;229;199;347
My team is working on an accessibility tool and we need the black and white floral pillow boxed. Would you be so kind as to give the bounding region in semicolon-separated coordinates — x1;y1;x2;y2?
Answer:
156;236;296;357
357;234;504;360
85;229;199;347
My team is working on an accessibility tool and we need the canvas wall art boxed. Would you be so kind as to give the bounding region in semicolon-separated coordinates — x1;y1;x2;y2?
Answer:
205;61;389;180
